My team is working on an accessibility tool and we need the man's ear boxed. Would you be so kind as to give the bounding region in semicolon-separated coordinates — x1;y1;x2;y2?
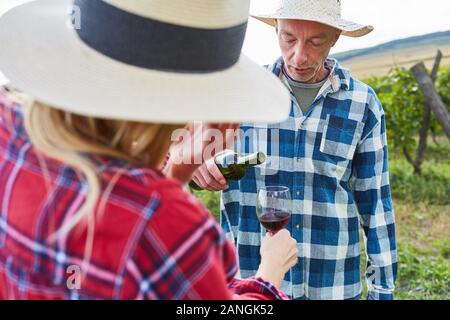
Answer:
331;30;341;47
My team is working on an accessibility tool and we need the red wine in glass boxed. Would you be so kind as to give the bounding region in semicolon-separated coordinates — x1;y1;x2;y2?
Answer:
258;210;290;233
256;186;292;234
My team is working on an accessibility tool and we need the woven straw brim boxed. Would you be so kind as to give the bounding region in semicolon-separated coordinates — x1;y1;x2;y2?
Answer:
252;15;373;37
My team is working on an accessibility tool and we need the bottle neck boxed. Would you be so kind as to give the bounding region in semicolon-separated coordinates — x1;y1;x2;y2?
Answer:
236;152;265;167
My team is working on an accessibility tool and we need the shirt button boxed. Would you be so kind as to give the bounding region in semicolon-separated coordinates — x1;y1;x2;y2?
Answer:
295;224;301;230
296;191;301;197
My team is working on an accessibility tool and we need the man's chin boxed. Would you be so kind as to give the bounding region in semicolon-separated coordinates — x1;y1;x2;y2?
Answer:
287;68;314;83
292;74;315;83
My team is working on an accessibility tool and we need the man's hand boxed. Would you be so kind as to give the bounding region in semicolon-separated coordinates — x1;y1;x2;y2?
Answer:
191;158;229;191
164;122;239;184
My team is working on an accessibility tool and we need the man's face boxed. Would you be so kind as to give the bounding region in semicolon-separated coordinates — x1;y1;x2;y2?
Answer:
276;19;341;83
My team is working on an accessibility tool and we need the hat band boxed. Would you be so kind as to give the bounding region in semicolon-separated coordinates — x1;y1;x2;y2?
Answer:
73;0;247;73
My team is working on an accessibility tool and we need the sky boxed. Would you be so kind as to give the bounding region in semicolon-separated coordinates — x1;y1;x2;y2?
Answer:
244;0;450;64
1;0;450;83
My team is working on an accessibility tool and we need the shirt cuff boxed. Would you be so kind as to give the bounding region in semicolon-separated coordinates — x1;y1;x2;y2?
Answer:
367;290;394;300
229;277;290;300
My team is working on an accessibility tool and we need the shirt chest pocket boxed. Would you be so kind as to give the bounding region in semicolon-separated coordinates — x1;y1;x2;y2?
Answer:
319;115;364;161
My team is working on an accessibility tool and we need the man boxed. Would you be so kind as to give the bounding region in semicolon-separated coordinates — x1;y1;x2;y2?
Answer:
191;0;397;300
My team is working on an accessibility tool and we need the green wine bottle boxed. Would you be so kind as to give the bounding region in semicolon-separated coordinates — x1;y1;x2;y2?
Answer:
189;151;266;191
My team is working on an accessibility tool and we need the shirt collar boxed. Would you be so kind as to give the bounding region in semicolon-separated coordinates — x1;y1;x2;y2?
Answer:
270;57;351;93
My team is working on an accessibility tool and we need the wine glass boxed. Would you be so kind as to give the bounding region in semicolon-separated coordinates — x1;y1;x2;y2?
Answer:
256;186;292;234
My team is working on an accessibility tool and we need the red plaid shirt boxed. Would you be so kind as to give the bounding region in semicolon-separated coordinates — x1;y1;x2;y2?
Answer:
0;89;288;300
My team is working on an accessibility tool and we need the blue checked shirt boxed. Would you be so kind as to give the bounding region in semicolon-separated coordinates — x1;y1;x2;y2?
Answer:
220;58;398;300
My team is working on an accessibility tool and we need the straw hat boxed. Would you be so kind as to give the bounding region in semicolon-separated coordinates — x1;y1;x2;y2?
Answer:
0;0;291;123
252;0;373;37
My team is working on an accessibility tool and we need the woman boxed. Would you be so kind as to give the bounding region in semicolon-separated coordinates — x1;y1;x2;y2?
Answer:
0;0;296;299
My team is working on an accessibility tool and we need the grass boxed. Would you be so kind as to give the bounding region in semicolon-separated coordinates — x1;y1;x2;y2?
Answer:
191;138;450;300
359;202;450;300
190;189;221;220
390;161;450;205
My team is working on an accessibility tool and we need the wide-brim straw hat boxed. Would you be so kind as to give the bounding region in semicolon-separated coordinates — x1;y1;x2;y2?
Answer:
0;0;291;123
252;0;373;37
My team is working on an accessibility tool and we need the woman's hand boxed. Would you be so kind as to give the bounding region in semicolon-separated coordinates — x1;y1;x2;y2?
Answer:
164;122;239;184
256;229;299;288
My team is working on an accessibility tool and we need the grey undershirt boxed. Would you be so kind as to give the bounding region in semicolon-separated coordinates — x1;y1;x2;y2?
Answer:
283;67;328;114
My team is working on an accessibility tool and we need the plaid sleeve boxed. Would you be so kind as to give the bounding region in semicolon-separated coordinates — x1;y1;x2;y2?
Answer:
229;277;290;300
220;180;241;246
351;92;398;300
221;237;289;300
217;229;290;300
125;183;286;300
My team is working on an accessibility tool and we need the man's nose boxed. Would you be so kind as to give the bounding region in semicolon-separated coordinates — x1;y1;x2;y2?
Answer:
292;43;308;66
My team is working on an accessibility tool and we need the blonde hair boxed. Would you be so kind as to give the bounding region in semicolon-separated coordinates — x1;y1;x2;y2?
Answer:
9;90;182;274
